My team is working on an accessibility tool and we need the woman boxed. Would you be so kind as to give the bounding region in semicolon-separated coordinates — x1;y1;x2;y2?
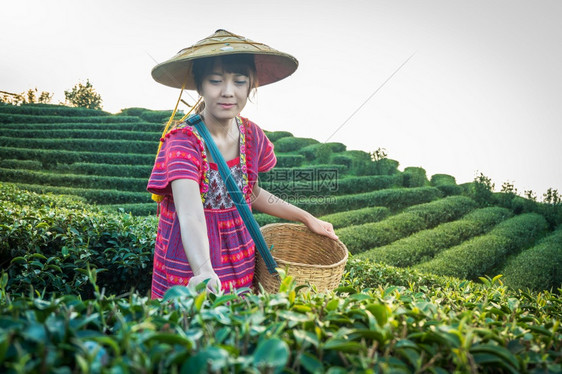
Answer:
147;30;338;298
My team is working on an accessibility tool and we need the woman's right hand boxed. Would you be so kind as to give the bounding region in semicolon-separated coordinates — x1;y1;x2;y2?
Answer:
187;271;221;293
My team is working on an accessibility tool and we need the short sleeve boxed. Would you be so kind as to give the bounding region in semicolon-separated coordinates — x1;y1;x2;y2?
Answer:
147;127;203;196
253;124;277;173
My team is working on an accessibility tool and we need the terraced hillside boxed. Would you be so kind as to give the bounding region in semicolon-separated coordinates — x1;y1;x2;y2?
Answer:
0;102;560;292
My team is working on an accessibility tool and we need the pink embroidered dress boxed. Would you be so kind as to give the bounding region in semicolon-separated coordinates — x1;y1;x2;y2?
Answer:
147;116;276;299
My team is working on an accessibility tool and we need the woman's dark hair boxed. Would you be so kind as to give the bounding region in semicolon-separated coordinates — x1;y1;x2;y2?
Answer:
192;54;258;93
191;54;257;114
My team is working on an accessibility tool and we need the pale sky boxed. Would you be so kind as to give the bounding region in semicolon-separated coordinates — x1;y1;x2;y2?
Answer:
2;0;561;198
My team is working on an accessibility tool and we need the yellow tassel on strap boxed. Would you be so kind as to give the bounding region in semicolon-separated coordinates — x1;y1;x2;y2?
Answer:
150;84;201;203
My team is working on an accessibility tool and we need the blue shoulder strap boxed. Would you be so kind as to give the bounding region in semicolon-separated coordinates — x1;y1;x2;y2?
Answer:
188;114;278;275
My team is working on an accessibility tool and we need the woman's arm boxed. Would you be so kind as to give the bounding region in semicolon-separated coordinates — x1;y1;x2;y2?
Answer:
171;179;220;291
251;183;339;240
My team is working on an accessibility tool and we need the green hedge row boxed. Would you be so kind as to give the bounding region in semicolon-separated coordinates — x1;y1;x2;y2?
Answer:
1;159;43;171
0;121;164;132
430;173;456;186
274;136;318;152
0;182;88;210
0;103;110;116
337;195;476;254
500;225;562;292
319;206;391;229
0;146;154;166
13;183;151;204
1;128;161;142
102;202;158;216
357;207;513;267
0;168;148;193
274;154;305;168
292;186;442;217
436;184;463;197
0;136;156;154
414;213;549;280
0;113;140;124
368;158;401;176
263;130;293;142
1;160;151;179
57;162;153;178
401;194;477;227
402;167;429;188
117;107;155;116
298;142;346;161
262;174;403;199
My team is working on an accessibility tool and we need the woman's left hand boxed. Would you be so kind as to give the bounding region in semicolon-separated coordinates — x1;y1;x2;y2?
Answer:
304;217;339;241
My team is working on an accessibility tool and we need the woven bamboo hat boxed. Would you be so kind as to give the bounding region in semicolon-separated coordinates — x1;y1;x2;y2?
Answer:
151;29;299;90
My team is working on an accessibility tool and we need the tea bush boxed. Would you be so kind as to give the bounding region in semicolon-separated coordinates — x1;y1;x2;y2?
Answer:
0;121;162;132
263;130;293;142
13;183;150;204
337;196;476;254
430;173;456;186
0;146;154;167
138;109;177;123
274;154;304;168
298;142;346;161
117;106;152;116
338;213;426;255
331;154;354;169
0;113;139;123
0;102;109;116
320;207;391;229
1;159;44;171
369;158;400;176
436;184;463;197
104;203;158;216
0;137;155;154
0;182;88;210
0;198;156;298
274;136;318;152
295;186;442;216
358;207;513;267
262;175;403;199
0;168;147;192
57;162;153;179
500;225;562;292
402;167;429;188
415;213;549;281
2;128;161;142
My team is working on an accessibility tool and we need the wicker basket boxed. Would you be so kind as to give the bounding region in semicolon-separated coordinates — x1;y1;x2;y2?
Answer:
254;223;348;293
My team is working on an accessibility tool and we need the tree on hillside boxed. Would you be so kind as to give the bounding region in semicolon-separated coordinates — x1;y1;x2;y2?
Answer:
0;88;53;105
64;79;102;110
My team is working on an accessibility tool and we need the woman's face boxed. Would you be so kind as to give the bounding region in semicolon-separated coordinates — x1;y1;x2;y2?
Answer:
200;62;251;123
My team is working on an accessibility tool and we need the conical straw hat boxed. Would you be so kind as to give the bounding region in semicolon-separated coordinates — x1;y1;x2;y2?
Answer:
152;29;299;90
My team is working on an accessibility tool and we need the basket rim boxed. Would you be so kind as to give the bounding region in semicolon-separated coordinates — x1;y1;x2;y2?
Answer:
260;223;349;270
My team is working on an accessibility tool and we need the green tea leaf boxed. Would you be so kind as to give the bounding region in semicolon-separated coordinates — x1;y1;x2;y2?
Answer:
253;338;290;369
324;338;364;353
182;346;229;374
366;303;389;326
299;352;323;373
